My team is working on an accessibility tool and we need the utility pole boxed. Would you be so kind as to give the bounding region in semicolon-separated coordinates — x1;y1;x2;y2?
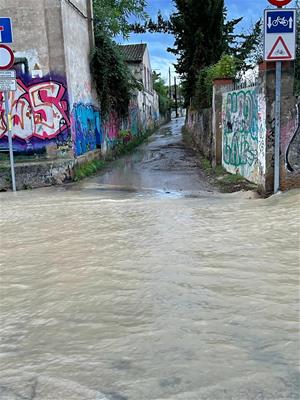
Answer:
174;77;179;118
168;67;171;99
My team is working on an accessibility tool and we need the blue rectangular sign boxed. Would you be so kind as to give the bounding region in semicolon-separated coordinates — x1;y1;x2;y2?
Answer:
266;10;294;34
0;18;13;43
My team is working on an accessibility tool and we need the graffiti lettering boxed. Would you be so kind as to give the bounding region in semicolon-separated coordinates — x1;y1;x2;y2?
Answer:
0;78;70;141
222;88;260;183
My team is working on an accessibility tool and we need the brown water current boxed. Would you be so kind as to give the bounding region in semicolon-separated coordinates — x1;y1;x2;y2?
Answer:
0;118;299;400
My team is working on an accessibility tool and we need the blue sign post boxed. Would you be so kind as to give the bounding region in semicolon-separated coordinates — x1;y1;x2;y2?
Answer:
0;18;13;44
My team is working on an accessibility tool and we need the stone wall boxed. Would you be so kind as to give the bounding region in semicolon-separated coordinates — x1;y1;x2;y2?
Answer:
186;108;213;161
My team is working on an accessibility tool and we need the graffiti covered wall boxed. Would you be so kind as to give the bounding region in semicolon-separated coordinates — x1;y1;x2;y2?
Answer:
72;104;102;156
222;87;265;184
0;75;72;154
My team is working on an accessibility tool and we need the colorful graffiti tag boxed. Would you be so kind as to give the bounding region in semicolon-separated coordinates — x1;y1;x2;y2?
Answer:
72;103;102;156
222;88;261;183
0;76;71;152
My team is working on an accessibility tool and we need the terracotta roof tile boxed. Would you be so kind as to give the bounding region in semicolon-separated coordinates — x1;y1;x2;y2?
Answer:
118;44;147;62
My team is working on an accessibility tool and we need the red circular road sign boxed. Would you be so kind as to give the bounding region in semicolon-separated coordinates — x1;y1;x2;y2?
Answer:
0;44;14;70
267;0;292;6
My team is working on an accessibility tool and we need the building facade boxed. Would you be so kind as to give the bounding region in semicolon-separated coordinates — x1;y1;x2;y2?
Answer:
0;1;159;161
0;0;103;158
118;44;160;129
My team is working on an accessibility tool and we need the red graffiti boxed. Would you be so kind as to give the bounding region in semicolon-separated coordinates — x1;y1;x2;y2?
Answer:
0;78;70;140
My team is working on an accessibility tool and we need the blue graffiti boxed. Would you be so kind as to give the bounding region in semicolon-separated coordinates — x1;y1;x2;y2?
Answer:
72;104;102;156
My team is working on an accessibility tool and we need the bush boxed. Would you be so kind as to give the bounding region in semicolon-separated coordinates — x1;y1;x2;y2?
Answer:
194;54;237;108
90;28;140;117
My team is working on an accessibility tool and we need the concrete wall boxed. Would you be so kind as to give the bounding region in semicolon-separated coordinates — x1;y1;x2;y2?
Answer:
221;86;265;185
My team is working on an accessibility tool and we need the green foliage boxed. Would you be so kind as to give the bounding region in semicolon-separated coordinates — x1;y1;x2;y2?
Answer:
169;0;225;104
74;159;106;181
93;0;148;38
90;28;139;117
133;1;260;105
194;55;237;108
153;72;172;116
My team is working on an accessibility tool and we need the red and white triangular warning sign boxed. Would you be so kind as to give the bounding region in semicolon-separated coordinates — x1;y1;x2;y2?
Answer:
267;36;292;60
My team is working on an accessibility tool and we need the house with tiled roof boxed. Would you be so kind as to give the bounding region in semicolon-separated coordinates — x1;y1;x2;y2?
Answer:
118;43;159;128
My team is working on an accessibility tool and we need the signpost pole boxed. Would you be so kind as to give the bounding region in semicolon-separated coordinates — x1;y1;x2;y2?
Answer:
274;61;282;193
4;90;16;192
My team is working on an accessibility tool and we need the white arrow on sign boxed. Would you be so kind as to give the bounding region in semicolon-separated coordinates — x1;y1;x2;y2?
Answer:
289;17;293;29
268;17;272;29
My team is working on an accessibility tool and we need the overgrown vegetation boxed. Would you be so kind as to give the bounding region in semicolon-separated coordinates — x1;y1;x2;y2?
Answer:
91;1;149;117
93;0;148;38
91;28;140;117
194;54;237;108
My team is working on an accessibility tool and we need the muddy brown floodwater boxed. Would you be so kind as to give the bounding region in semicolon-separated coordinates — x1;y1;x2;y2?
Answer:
0;118;299;400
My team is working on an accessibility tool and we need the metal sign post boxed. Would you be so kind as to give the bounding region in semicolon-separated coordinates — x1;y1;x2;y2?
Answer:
264;3;296;193
0;70;16;192
274;62;281;193
0;18;16;191
4;90;16;191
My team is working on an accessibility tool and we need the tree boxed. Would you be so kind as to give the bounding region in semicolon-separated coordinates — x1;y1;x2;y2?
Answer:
93;0;148;38
169;0;225;103
130;1;260;105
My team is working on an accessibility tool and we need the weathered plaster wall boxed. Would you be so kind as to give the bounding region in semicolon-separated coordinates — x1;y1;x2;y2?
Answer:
222;87;265;184
0;0;70;155
261;62;300;192
61;0;102;157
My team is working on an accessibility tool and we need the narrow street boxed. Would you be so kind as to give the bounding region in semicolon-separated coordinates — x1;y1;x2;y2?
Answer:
0;119;299;400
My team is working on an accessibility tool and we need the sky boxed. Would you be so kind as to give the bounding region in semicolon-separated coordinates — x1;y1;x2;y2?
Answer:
117;0;298;82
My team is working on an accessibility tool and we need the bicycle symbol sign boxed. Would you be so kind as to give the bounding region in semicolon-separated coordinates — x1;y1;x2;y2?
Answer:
266;10;294;33
264;8;296;61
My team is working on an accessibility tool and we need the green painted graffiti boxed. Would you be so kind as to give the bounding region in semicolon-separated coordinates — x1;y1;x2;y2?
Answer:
223;88;258;168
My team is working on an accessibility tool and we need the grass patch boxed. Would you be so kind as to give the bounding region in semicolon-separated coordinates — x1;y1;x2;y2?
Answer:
73;159;106;181
200;158;212;172
197;155;258;193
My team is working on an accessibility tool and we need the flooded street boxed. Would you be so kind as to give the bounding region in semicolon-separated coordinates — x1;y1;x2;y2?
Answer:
0;119;299;400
